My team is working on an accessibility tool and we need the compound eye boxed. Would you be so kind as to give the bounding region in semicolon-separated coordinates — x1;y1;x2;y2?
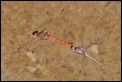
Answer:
32;31;38;36
74;47;77;50
70;45;74;49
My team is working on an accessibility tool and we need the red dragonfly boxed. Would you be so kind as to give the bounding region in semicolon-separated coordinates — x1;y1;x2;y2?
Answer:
17;9;107;68
29;30;107;68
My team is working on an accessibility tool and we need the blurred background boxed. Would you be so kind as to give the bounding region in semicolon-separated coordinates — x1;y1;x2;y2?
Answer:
1;1;121;81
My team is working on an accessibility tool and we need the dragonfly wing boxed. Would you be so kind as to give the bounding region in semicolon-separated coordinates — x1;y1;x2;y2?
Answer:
84;51;107;68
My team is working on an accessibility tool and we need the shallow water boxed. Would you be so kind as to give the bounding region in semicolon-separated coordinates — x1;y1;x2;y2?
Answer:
1;1;121;81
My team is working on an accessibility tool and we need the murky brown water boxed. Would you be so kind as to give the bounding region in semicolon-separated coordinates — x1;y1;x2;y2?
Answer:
1;1;121;81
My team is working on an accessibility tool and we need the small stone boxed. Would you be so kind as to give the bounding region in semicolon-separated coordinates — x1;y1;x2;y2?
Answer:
26;51;37;62
26;66;37;73
88;44;99;54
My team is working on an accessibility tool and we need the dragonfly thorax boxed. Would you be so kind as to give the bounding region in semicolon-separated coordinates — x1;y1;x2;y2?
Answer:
71;44;84;55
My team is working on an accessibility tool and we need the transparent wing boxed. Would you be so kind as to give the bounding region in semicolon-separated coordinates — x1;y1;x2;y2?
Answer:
80;27;85;48
16;9;65;54
83;50;107;68
83;32;109;68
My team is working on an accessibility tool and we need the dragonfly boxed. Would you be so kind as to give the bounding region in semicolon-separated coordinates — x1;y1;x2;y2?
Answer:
17;9;107;68
18;29;107;68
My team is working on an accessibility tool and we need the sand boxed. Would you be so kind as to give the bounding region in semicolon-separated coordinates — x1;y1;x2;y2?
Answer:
1;1;121;81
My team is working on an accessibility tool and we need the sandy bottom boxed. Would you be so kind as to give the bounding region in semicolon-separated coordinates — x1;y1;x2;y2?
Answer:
1;1;121;81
